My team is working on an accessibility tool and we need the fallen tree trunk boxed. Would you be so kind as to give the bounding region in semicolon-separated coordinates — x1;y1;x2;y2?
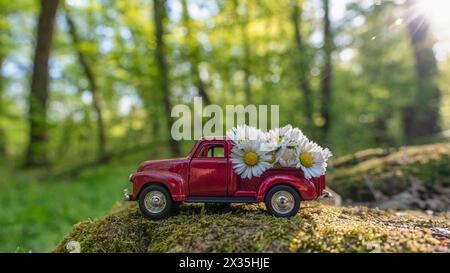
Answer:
329;142;450;211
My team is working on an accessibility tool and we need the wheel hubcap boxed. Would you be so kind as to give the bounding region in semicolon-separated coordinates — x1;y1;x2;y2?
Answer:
144;191;167;213
271;191;295;214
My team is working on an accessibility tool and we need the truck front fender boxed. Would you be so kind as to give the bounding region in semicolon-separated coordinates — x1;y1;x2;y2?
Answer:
131;171;187;202
256;174;318;202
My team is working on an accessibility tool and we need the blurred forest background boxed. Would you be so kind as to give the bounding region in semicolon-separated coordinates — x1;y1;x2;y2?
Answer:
0;0;449;252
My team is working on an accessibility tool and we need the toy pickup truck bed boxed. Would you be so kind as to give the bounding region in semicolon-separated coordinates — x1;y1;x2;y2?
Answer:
126;137;328;219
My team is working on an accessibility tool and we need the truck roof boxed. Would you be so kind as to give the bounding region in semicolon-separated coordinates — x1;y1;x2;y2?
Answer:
199;136;230;141
188;137;231;158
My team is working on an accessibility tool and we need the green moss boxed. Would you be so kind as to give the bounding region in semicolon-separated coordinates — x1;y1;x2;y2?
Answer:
53;202;449;253
329;142;450;202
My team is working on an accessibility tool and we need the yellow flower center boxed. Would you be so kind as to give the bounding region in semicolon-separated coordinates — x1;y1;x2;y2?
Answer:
274;136;282;143
300;152;314;168
244;151;259;166
267;153;276;164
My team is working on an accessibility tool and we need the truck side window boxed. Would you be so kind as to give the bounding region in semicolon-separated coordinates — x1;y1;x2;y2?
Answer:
207;145;224;158
196;146;207;158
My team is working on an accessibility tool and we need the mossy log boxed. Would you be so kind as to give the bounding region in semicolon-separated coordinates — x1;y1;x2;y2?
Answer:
329;143;450;211
331;148;394;169
54;202;449;253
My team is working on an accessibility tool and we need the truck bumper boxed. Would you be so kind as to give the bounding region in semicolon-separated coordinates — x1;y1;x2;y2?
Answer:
123;188;135;201
125;173;137;201
320;190;333;199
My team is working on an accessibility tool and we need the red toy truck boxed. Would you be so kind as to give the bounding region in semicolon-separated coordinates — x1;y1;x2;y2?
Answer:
125;137;330;219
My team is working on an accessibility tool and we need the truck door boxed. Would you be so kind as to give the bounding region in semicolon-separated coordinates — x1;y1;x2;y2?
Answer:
189;141;228;196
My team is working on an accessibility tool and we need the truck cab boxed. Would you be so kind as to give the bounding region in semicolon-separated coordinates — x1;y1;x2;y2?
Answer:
126;137;327;219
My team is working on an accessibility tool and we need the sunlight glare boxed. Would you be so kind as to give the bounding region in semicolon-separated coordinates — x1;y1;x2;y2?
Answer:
415;0;450;59
416;0;450;22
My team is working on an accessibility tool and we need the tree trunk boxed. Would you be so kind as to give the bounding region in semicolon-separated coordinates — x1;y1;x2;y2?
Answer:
0;58;6;157
24;0;59;168
320;0;333;139
232;0;251;104
403;0;441;141
291;0;313;129
65;8;108;162
152;0;181;155
373;116;388;145
181;0;211;105
242;26;251;105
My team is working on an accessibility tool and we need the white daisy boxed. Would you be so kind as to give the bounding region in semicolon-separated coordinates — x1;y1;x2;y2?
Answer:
279;124;293;136
260;131;279;152
260;136;279;166
277;147;297;167
267;124;293;145
226;125;262;149
227;124;332;178
230;140;272;179
295;138;333;179
265;151;278;165
279;127;305;149
267;127;307;167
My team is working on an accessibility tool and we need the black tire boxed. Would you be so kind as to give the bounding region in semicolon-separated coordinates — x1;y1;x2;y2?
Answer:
138;184;173;219
265;185;301;217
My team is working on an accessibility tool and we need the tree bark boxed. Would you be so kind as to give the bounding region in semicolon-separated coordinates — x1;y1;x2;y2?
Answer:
373;116;388;145
232;0;251;104
181;0;211;105
403;0;441;140
152;0;181;155
0;58;6;157
65;8;107;162
291;0;313;129
24;0;59;168
320;0;333;138
242;26;251;105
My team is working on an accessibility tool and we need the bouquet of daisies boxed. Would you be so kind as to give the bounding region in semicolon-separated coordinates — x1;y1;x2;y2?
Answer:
227;124;332;180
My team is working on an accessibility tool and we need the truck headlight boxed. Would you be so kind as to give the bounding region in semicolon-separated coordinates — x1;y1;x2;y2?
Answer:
123;188;131;201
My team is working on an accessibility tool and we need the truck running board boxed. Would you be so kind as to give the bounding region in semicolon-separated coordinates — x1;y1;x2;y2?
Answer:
186;196;257;203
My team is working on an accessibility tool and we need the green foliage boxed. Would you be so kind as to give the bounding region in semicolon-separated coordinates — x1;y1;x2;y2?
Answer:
0;0;449;163
53;201;449;253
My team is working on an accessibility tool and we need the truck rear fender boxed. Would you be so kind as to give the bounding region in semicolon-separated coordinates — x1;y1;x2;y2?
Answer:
131;171;187;202
256;174;318;202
